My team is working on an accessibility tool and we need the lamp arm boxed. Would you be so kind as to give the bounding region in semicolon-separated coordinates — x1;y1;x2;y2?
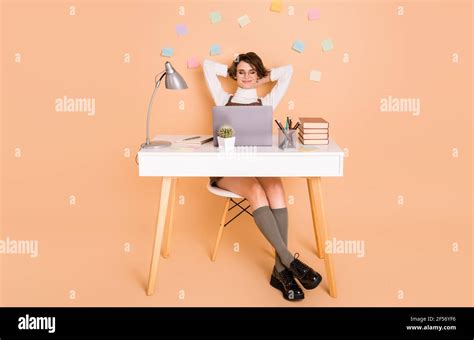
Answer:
145;72;167;145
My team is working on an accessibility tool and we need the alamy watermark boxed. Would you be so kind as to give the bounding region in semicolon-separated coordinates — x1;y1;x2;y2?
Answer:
18;314;55;333
55;96;96;116
380;95;420;116
325;237;365;258
0;237;38;258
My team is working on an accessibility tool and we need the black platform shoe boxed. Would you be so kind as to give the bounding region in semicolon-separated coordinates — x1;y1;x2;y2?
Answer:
288;253;322;290
270;266;305;301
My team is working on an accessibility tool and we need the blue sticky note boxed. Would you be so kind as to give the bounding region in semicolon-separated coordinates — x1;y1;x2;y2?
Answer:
176;24;188;36
321;38;334;52
210;11;222;24
210;44;221;56
161;47;174;57
292;40;305;53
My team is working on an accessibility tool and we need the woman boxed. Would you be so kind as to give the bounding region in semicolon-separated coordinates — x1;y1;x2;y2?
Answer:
203;52;321;301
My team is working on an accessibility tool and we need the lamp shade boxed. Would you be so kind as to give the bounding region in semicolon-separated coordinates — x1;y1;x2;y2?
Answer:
164;61;188;89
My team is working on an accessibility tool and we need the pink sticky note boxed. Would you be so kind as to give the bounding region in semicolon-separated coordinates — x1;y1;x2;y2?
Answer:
308;8;320;20
187;57;199;69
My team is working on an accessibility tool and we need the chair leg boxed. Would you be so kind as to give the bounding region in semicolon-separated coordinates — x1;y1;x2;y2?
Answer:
211;198;231;261
162;177;178;258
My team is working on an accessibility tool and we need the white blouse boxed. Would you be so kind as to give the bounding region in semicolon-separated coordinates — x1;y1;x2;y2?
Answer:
202;59;293;110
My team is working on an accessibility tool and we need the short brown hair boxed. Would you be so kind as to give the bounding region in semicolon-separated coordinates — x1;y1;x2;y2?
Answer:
228;52;269;80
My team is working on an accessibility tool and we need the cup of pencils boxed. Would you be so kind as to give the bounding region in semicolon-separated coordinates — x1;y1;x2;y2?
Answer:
275;117;299;150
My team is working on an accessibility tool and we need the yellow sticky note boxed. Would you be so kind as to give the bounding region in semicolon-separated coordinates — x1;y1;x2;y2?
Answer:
310;70;321;82
270;0;282;12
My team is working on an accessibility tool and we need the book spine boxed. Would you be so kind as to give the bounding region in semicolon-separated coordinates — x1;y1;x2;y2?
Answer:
298;137;329;145
301;123;329;129
298;127;329;133
298;133;329;140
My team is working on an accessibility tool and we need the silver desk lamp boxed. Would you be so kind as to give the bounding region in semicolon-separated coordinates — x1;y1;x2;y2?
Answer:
141;61;188;149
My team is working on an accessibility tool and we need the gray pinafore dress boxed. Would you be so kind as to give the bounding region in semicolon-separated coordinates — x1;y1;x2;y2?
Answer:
209;95;263;188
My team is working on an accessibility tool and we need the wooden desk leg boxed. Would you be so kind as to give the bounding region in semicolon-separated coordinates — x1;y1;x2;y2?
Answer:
307;178;324;259
162;177;178;258
146;176;172;296
307;177;337;298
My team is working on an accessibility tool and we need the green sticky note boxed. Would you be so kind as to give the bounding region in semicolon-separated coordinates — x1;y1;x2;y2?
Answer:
321;38;334;52
210;11;222;24
238;14;251;27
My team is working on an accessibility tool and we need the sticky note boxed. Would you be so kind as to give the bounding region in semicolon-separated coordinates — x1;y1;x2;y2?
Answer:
176;24;188;36
210;44;222;56
321;38;334;52
308;8;320;20
292;40;305;53
238;14;251;27
210;11;222;24
187;57;199;69
310;70;321;82
270;0;282;12
161;47;174;57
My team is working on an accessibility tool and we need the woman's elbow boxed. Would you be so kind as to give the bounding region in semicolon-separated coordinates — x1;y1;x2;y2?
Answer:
203;59;211;70
278;65;293;81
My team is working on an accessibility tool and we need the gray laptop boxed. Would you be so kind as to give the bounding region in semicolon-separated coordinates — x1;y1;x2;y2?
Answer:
212;105;273;146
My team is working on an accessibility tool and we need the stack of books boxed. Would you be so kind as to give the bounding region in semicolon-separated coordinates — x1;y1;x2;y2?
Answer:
297;117;329;145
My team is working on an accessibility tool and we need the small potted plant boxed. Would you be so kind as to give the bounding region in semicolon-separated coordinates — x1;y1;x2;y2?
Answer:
217;125;236;151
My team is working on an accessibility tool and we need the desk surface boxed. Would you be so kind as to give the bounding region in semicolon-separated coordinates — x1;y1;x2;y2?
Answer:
139;135;342;155
138;135;344;177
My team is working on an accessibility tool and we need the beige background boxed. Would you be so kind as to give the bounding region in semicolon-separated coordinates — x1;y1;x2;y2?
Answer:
1;0;472;306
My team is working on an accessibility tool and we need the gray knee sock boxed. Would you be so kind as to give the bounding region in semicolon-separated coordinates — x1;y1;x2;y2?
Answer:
253;206;293;268
272;207;288;272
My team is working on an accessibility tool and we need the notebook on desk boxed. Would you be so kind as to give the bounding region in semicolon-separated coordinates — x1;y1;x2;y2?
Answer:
212;106;273;146
175;135;213;145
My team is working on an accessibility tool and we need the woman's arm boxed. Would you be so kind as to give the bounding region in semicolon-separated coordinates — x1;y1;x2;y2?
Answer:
260;65;293;110
202;59;231;106
256;72;271;86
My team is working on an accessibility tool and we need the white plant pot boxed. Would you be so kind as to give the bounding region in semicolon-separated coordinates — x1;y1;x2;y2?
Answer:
217;136;236;151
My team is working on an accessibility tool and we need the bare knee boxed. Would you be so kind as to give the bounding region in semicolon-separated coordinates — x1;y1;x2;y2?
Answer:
244;180;268;209
259;178;286;209
217;177;269;210
264;179;285;198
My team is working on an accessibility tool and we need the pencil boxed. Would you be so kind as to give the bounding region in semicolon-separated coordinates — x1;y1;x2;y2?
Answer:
274;119;284;131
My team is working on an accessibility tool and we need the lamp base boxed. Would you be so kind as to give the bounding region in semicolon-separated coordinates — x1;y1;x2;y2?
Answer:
141;140;172;149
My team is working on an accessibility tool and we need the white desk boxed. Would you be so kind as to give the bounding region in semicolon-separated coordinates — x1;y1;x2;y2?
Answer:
138;135;344;297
